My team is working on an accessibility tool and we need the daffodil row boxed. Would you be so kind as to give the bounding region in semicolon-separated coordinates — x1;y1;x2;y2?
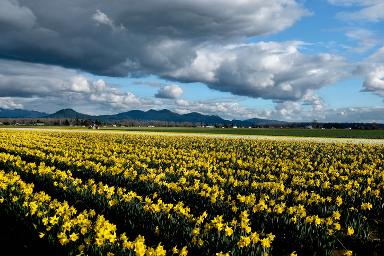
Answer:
2;137;379;236
0;138;336;253
0;151;275;255
1;129;384;255
2;131;382;215
0;170;166;256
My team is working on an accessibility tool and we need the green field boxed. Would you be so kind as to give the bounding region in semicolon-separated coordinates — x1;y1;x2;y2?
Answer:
103;127;384;139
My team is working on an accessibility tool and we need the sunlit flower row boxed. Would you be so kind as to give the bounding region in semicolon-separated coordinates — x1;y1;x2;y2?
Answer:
0;129;383;255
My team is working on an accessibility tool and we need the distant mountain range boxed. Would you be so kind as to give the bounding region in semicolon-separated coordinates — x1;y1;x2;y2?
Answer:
0;108;284;126
46;109;91;119
0;108;48;118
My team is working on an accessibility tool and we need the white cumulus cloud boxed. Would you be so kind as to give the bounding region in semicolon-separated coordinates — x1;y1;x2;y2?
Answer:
167;42;348;101
362;66;384;96
328;0;384;21
359;47;384;98
155;85;183;99
0;97;23;109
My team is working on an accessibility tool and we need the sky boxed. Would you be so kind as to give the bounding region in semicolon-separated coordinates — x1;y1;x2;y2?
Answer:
0;0;383;122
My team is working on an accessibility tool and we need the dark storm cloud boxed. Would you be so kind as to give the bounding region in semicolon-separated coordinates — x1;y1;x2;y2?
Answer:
0;59;77;97
0;0;350;103
0;0;306;75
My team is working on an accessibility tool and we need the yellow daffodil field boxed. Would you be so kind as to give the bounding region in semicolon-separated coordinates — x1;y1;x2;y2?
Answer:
0;129;383;256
